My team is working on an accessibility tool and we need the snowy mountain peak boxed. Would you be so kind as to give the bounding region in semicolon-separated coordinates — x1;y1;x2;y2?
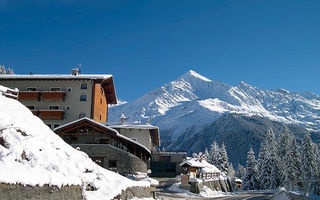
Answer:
181;70;212;82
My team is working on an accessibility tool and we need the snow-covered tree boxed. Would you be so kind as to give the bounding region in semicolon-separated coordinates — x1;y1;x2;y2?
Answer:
242;148;259;190
0;65;6;74
219;143;229;174
284;136;301;190
208;141;220;167
236;164;246;180
301;133;317;180
259;129;280;189
204;148;209;160
228;163;235;179
278;125;291;186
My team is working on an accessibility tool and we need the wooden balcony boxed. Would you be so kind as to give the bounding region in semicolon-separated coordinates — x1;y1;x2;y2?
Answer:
41;91;66;101
18;91;40;101
39;110;64;120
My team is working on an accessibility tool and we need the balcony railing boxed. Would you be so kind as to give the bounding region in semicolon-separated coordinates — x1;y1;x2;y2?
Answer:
39;109;64;120
41;91;66;101
18;91;40;101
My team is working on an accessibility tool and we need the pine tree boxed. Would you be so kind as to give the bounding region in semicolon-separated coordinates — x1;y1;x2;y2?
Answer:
228;163;235;179
0;65;6;74
259;129;280;189
204;148;209;160
284;136;301;190
301;133;317;180
236;164;246;180
208;141;220;167
242;148;259;190
278;125;291;186
219;143;229;174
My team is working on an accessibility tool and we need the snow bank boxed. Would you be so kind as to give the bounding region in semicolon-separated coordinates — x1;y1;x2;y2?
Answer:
168;182;228;198
0;88;150;200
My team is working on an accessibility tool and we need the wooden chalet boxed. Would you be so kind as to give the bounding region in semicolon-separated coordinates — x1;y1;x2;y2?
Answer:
54;117;150;161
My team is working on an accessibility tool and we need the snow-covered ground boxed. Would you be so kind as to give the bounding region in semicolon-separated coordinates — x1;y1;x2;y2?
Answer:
168;182;228;198
0;85;152;200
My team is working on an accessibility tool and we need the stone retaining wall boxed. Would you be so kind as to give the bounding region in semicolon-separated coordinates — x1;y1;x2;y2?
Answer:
0;183;82;200
73;144;147;174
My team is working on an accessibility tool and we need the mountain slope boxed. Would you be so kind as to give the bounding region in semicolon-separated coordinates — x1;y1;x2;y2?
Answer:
109;70;320;152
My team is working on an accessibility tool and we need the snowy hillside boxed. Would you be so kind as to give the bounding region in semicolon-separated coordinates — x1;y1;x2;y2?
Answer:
0;86;150;200
109;70;320;148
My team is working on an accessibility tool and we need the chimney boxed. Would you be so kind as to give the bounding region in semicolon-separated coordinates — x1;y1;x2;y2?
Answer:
120;113;126;125
72;68;80;76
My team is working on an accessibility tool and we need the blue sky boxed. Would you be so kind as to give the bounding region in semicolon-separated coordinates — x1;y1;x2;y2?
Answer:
0;0;320;101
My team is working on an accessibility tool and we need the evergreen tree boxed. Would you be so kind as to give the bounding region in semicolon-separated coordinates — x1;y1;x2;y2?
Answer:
208;141;220;167
204;148;209;160
284;136;301;190
242;148;259;190
219;143;229;174
228;163;235;179
278;125;291;186
301;133;317;180
236;164;246;180
259;129;280;189
0;65;6;74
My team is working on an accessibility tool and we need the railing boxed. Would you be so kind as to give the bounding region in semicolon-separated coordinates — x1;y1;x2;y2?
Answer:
18;91;40;101
41;91;66;101
39;109;64;120
18;91;66;101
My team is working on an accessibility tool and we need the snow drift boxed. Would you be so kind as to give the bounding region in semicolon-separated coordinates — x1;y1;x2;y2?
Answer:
0;86;150;200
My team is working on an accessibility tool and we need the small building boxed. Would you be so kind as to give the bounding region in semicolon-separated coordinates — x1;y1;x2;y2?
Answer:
106;114;160;152
150;151;187;177
179;154;232;194
0;69;117;130
54;117;150;174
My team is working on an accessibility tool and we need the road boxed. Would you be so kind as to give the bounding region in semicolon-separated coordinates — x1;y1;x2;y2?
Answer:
154;178;275;200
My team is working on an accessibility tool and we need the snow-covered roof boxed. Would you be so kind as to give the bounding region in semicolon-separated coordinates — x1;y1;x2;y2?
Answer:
0;74;112;80
0;86;150;199
54;117;151;154
180;157;221;173
106;122;159;130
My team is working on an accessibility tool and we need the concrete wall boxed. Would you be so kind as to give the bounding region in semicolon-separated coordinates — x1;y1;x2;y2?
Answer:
0;79;94;127
0;183;82;200
190;179;233;194
73;144;147;174
116;128;153;151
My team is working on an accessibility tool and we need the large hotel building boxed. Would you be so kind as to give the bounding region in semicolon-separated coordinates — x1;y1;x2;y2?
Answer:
0;69;117;129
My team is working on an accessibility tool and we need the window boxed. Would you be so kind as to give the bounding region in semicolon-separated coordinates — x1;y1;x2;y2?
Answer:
79;113;86;118
67;87;72;92
46;124;52;129
26;87;37;91
80;95;87;101
50;87;61;91
26;105;35;110
53;124;60;129
49;105;60;110
66;105;71;110
81;84;87;90
98;138;110;144
108;160;117;168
